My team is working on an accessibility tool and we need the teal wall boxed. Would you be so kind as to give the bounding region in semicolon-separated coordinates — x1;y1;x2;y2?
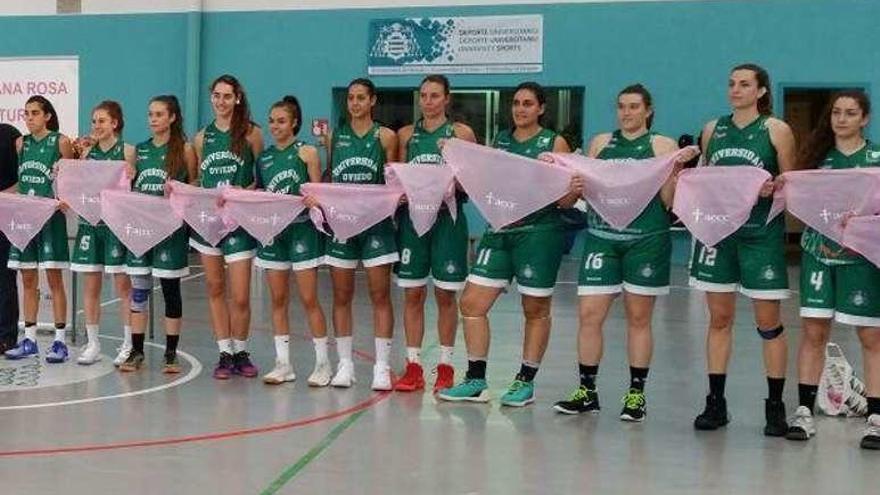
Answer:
0;13;192;141
0;0;876;143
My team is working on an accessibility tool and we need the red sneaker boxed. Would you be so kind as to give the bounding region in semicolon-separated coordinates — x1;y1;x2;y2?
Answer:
394;361;425;392
433;363;455;393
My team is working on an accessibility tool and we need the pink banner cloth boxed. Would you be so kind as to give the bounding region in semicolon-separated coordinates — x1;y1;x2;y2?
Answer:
551;147;695;230
0;193;60;250
55;159;130;225
167;180;228;246
300;182;402;242
673;166;773;247
441;138;573;231
220;188;308;246
100;190;182;257
386;163;457;236
843;215;880;269
779;169;880;245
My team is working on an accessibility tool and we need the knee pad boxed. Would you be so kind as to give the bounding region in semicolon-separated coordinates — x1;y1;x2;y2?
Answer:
160;278;182;319
130;287;151;313
757;324;784;340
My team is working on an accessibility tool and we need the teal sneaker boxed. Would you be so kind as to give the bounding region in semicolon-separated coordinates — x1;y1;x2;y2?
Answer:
620;388;647;422
500;380;535;407
436;378;490;403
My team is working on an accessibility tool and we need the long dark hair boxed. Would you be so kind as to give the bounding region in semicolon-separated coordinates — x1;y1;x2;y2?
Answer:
25;95;59;132
211;74;252;157
732;63;772;116
272;95;302;136
151;95;186;180
94;100;124;135
618;84;654;129
798;90;871;170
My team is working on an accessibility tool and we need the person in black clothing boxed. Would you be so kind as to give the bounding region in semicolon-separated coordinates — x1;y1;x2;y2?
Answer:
0;123;22;352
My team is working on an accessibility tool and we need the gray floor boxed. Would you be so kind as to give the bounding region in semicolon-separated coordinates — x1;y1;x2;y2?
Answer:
0;257;875;494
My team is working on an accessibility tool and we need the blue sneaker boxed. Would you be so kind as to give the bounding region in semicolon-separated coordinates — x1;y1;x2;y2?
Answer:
500;380;535;407
4;338;38;360
45;340;69;363
436;378;490;403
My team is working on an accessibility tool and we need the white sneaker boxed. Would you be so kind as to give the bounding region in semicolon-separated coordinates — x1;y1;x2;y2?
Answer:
308;361;333;387
786;406;816;441
331;360;356;388
861;414;880;450
113;344;132;367
76;343;102;365
371;363;392;391
263;361;296;385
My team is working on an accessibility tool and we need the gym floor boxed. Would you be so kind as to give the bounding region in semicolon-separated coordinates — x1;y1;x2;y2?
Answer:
0;257;874;494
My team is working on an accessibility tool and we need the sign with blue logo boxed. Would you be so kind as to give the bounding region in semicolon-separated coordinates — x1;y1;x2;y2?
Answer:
368;15;542;75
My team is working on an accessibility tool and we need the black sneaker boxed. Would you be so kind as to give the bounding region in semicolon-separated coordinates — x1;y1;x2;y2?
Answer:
620;388;647;422
163;352;181;374
860;414;880;450
694;394;729;430
764;399;788;437
119;351;145;372
553;386;600;415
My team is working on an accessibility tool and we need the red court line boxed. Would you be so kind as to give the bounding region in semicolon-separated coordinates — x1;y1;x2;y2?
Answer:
0;390;392;457
0;345;391;458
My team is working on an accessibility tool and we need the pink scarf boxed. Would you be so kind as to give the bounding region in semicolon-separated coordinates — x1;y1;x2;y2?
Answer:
441;138;572;231
220;188;308;246
386;163;457;236
842;215;880;268
55;159;130;225
300;182;402;242
673;166;774;247
100;190;182;257
167;180;228;246
0;193;60;250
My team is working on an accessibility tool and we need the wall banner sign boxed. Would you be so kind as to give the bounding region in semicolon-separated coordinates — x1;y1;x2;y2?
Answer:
0;56;79;137
367;15;543;75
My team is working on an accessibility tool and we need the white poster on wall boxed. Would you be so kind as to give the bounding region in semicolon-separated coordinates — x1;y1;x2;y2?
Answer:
0;56;79;137
368;15;542;75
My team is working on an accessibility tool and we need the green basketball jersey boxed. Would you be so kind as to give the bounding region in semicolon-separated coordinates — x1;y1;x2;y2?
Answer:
258;141;309;195
133;139;187;196
331;122;386;184
18;131;61;197
407;120;454;164
590;130;669;239
86;139;125;161
801;141;880;266
706;114;779;227
199;122;254;189
492;127;561;233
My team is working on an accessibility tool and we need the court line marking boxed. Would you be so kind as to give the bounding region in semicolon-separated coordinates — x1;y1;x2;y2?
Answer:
260;342;439;493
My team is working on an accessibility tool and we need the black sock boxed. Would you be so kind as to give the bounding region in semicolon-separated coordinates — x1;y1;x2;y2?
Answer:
630;366;649;392
798;383;818;412
165;335;180;355
132;333;145;354
709;373;726;398
579;363;598;390
54;322;66;329
466;359;487;380
868;397;880;417
517;362;538;383
767;377;785;402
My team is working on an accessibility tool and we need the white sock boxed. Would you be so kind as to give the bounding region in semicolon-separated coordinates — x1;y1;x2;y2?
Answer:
439;345;454;365
233;339;248;353
375;337;392;366
335;336;353;362
24;325;37;341
86;324;99;346
217;338;233;354
122;325;132;346
313;337;329;364
406;346;421;364
274;335;290;365
54;326;66;342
